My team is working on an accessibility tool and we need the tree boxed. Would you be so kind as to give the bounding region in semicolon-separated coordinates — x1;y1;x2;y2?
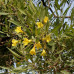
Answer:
0;0;74;74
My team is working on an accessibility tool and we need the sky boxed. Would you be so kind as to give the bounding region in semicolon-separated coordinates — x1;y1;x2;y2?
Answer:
34;0;74;25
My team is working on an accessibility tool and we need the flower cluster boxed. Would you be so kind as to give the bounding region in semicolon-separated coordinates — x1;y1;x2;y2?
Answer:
44;16;48;23
36;42;42;49
30;44;46;56
12;16;51;56
12;39;18;46
30;45;36;55
36;22;43;28
36;16;49;28
42;34;51;42
23;38;32;46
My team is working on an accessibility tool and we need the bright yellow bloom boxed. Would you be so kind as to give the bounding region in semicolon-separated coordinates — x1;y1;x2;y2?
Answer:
41;49;46;56
36;22;43;28
23;38;31;46
12;39;18;46
30;46;36;55
45;34;51;42
15;26;23;33
42;37;46;41
44;16;48;23
42;35;51;42
36;42;42;49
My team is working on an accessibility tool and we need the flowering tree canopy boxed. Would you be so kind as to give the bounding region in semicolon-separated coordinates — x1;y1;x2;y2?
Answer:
0;0;74;74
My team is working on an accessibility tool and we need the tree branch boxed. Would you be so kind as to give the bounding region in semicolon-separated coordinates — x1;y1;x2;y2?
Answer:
54;16;71;18
42;0;71;18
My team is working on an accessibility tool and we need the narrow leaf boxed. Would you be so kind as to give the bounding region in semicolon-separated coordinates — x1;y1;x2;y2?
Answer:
0;12;9;15
30;0;36;12
9;20;22;26
7;47;21;58
18;8;26;15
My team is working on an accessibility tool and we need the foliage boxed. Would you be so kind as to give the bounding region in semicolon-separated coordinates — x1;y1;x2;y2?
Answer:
0;0;74;73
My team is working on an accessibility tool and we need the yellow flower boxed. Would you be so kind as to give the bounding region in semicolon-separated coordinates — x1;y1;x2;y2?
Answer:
12;39;18;46
17;62;20;64
36;42;42;49
15;26;23;33
23;38;31;46
44;16;48;23
36;22;43;28
42;37;46;41
41;49;46;56
42;35;51;42
45;34;51;42
30;46;36;55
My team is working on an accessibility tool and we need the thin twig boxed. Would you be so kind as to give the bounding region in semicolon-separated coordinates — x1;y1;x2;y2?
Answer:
48;7;71;18
42;0;71;18
54;16;71;18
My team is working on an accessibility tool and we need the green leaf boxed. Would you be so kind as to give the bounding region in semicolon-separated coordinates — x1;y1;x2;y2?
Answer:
63;5;71;15
18;8;26;15
13;67;25;71
0;31;5;34
71;8;74;22
52;43;55;53
55;48;65;55
0;12;9;15
0;31;10;37
9;20;22;26
32;23;35;37
5;0;7;4
0;66;17;73
60;0;67;7
55;0;60;10
51;24;62;35
61;70;71;74
29;0;36;12
26;28;32;38
24;10;32;18
10;66;30;73
7;47;21;58
0;66;11;70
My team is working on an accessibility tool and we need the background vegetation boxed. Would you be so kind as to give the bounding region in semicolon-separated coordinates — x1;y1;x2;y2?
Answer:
0;0;74;74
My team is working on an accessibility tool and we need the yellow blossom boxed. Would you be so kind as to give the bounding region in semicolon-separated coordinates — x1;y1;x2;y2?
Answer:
41;49;46;56
45;34;51;42
15;26;23;33
12;39;18;46
42;35;51;42
42;37;46;41
44;16;48;23
23;38;31;46
36;42;42;49
18;40;21;42
36;22;43;28
30;46;36;55
17;62;20;64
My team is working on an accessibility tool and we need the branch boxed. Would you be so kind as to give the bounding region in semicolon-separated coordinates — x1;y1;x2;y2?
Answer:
41;0;47;7
49;7;71;18
54;16;71;18
48;7;56;17
42;0;71;18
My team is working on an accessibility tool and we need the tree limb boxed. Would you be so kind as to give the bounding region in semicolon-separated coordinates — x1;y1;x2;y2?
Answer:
42;0;71;18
